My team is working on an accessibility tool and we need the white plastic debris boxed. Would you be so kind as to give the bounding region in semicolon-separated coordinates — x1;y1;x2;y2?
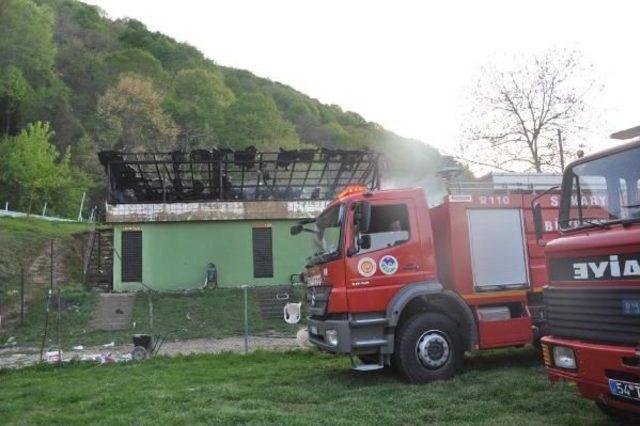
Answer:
102;341;115;347
45;348;62;363
73;345;84;351
284;302;302;324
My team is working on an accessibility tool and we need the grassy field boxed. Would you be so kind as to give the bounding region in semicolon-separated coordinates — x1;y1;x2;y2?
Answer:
2;284;303;348
0;347;610;425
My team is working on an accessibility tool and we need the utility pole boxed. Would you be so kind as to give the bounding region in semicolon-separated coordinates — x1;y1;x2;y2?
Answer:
557;129;565;171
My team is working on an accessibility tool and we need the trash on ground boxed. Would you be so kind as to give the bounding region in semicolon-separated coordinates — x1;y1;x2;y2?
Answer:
45;348;62;364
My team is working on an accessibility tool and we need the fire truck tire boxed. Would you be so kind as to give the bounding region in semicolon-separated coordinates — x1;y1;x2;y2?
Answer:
596;402;640;423
394;312;463;383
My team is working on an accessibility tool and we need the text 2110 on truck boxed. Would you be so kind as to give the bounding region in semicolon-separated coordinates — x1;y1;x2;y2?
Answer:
291;176;559;382
537;128;640;421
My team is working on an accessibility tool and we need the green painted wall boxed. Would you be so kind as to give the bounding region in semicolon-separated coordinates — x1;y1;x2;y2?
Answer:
112;220;312;291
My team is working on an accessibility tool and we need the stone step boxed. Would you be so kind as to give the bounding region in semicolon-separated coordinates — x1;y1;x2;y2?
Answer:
88;293;136;331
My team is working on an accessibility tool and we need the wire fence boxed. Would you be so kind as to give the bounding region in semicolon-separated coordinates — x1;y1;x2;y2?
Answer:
0;229;307;369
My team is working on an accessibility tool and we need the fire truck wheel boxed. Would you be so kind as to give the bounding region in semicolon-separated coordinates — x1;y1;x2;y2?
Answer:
394;312;463;383
596;402;640;423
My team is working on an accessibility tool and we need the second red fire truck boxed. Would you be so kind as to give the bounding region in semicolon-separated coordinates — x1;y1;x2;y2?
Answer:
292;178;560;382
538;131;640;421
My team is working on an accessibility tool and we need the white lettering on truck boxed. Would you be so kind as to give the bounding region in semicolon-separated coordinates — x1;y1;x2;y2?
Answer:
573;255;640;279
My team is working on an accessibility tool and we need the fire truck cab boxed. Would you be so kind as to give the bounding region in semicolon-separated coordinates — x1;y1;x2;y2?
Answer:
539;134;640;421
293;179;558;382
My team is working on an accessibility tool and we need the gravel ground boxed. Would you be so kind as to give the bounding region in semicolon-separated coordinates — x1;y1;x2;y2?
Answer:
0;335;302;370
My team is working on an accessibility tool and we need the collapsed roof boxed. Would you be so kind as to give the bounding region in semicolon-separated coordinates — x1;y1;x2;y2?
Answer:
98;147;381;204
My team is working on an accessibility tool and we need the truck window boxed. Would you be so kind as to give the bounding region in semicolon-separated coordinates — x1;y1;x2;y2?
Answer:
560;146;640;229
358;204;410;254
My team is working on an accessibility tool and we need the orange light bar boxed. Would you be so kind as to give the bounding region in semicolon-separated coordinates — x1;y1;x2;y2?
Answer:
337;185;367;200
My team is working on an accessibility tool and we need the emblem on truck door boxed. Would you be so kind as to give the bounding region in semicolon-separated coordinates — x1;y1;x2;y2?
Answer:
357;257;377;277
379;255;399;275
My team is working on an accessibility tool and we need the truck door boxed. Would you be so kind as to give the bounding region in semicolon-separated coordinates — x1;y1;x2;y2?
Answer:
345;199;423;312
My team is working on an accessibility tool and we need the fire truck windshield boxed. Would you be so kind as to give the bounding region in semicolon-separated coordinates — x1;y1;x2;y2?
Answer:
560;146;640;230
308;203;345;266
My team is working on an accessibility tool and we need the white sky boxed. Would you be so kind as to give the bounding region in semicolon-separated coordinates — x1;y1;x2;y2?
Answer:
85;0;640;155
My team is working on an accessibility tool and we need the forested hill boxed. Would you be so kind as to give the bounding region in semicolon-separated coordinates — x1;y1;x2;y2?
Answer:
0;0;455;216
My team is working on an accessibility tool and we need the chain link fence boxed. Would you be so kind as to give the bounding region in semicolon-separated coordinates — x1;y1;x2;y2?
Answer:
0;224;307;369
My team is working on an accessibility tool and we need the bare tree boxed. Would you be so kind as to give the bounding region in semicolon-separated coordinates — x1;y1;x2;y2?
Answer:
458;47;603;173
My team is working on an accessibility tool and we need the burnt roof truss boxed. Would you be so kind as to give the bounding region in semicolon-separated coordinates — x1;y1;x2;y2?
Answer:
99;148;381;204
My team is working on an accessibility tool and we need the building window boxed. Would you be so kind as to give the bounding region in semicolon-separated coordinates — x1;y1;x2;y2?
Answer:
121;230;142;282
252;227;273;278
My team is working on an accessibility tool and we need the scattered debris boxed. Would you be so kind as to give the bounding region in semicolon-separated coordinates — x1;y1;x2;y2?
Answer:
102;341;115;347
45;347;62;364
1;336;300;369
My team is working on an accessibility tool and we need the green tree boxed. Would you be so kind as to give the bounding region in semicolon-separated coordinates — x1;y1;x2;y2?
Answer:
53;0;113;123
118;19;206;75
0;122;88;216
0;0;56;87
165;68;235;147
97;74;177;151
222;93;299;150
105;48;167;84
0;65;32;134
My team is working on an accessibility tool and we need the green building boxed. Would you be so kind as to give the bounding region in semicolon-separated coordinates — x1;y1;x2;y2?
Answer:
99;149;380;291
107;200;326;291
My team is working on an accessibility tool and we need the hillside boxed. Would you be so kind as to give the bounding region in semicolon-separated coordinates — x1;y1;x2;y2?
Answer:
0;0;457;214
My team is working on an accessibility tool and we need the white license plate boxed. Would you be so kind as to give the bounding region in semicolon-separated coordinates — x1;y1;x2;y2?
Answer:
609;379;640;402
310;325;318;335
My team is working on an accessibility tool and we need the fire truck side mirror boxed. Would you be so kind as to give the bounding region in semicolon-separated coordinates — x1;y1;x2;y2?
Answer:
354;201;371;233
533;203;544;244
358;234;372;250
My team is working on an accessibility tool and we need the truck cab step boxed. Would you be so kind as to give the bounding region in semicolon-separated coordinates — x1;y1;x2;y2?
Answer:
351;363;384;372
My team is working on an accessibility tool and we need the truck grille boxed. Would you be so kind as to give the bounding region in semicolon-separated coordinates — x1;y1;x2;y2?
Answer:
544;286;640;345
305;286;331;316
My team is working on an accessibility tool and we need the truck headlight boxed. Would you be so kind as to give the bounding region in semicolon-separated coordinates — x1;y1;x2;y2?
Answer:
553;346;577;370
325;329;338;347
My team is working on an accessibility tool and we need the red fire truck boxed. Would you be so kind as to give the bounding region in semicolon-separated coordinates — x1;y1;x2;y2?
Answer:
292;179;559;382
537;133;640;421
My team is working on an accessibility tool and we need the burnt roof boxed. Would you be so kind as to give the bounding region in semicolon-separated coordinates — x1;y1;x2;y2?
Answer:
99;147;381;204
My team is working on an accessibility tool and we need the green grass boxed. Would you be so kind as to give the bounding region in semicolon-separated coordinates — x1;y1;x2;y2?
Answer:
0;216;89;236
0;348;610;425
2;284;303;348
0;217;91;329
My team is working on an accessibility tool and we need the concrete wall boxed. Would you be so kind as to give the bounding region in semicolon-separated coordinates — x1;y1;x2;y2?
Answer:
112;220;312;291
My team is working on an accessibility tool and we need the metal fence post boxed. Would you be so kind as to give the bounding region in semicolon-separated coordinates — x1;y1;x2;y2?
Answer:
242;285;249;354
50;239;54;291
56;287;61;364
20;266;24;325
